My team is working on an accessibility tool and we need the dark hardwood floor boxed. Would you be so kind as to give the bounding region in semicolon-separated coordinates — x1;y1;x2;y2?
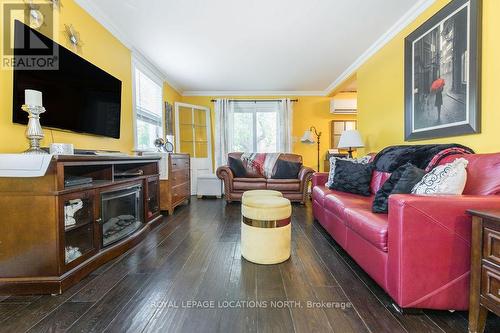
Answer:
1;198;499;333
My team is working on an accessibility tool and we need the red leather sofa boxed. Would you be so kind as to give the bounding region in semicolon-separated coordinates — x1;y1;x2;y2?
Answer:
312;153;500;310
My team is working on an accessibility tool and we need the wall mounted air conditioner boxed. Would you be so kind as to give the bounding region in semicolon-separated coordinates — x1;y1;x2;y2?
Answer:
330;98;357;114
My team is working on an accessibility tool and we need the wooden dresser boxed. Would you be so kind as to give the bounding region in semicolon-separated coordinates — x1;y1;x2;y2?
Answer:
467;210;500;333
160;153;191;215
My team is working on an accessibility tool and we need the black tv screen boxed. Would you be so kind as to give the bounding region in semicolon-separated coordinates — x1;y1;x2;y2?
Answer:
12;20;122;139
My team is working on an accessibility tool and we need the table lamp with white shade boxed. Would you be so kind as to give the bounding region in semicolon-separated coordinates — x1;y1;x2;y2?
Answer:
337;130;364;158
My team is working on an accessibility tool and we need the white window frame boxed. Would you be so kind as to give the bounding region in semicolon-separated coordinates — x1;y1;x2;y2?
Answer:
132;54;164;151
232;101;280;153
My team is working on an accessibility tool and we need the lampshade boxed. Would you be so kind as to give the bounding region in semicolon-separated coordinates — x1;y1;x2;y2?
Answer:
337;130;364;149
300;130;315;144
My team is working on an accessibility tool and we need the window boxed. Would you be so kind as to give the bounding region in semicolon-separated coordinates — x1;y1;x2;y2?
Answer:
232;101;279;153
133;64;163;150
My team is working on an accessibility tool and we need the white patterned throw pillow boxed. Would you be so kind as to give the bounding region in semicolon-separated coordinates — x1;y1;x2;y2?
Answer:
411;158;468;195
325;155;371;188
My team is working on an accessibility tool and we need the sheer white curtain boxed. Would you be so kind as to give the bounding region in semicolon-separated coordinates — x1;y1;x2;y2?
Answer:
278;98;294;152
214;99;234;169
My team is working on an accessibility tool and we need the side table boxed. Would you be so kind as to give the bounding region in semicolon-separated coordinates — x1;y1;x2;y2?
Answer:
467;210;500;333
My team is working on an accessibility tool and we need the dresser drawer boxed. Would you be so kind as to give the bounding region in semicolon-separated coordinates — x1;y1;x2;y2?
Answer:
172;183;190;203
171;157;189;171
483;227;500;266
481;264;500;305
170;169;190;187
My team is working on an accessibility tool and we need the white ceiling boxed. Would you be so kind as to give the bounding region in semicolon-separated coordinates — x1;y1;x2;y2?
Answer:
76;0;435;95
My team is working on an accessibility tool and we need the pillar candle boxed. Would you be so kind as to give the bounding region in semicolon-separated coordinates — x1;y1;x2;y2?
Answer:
25;89;43;106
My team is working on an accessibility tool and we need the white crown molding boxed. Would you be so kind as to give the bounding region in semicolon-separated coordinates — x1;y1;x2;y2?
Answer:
130;49;182;93
75;0;132;48
74;0;183;94
324;0;437;94
182;90;327;97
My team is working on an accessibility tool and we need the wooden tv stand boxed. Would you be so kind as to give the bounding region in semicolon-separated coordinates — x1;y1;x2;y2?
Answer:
0;155;162;295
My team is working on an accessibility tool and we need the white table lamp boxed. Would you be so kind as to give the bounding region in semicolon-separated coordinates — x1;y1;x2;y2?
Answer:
337;130;364;158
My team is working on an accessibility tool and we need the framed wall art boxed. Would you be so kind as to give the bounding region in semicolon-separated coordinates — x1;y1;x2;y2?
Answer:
404;0;481;141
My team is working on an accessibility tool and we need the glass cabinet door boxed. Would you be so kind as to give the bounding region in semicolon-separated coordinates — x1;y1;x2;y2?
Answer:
61;190;96;266
146;177;160;219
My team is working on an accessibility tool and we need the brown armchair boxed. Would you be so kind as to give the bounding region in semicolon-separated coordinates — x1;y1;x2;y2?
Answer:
216;152;315;204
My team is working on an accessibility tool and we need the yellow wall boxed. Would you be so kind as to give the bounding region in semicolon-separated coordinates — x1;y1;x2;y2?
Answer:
0;0;134;153
163;82;182;106
181;96;356;171
357;0;500;154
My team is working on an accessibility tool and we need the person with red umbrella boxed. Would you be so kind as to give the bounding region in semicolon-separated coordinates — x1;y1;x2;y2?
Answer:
431;78;445;121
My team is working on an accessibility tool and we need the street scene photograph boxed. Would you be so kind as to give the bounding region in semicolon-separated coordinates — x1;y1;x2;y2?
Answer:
412;5;468;131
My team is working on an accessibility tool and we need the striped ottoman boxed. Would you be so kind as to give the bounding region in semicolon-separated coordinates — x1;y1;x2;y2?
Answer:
241;190;282;204
241;196;291;264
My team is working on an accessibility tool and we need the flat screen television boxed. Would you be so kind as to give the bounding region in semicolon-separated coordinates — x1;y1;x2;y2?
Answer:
12;20;122;139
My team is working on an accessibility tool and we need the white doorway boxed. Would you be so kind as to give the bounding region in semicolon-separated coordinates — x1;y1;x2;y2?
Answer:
174;102;213;194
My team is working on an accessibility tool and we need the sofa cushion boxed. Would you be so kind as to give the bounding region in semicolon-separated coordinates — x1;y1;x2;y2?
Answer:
331;160;374;196
233;178;267;191
312;185;334;207
326;155;372;188
267;179;301;192
412;158;468;195
438;153;500;195
228;156;247;177
324;191;373;221
272;159;302;179
344;208;389;252
372;163;425;214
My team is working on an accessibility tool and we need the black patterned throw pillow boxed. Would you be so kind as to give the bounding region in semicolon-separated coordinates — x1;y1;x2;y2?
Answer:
272;159;302;179
331;159;374;196
372;163;426;214
228;157;247;177
326;155;371;188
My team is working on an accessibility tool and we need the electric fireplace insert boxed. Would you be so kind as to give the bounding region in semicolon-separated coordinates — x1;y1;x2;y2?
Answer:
100;184;144;247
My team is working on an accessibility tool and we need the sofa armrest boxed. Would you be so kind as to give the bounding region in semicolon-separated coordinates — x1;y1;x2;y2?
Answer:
312;172;329;188
386;194;500;310
298;166;315;183
294;166;314;203
216;166;234;192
